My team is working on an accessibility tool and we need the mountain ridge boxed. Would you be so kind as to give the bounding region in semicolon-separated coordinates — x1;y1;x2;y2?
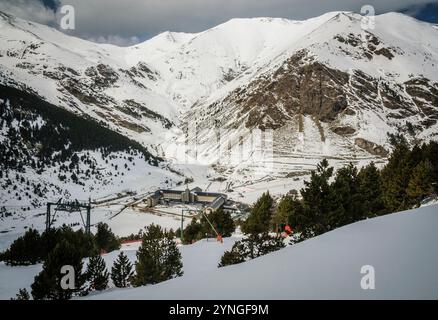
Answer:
1;10;438;206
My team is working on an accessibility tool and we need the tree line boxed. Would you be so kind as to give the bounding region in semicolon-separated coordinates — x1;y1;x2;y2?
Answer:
1;223;183;300
0;85;159;188
219;138;438;267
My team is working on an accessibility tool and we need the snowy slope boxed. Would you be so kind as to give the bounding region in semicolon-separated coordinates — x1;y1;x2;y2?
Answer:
0;10;179;148
1;204;437;300
88;204;438;300
0;234;239;300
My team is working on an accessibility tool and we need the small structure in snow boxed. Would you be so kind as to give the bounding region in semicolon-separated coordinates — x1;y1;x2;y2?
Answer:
145;187;228;213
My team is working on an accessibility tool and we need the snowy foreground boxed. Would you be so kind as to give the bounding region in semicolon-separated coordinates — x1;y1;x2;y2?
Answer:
0;235;238;300
88;205;438;300
1;205;437;300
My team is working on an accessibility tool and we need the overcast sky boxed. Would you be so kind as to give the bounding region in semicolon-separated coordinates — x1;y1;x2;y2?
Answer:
1;0;437;46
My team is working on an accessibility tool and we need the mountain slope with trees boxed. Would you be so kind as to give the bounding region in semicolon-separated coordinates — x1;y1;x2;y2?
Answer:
0;85;182;213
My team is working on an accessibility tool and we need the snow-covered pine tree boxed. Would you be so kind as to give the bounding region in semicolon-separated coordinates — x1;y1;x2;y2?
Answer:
111;252;134;288
86;254;109;291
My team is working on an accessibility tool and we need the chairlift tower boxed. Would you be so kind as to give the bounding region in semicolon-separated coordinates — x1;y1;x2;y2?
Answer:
45;198;92;234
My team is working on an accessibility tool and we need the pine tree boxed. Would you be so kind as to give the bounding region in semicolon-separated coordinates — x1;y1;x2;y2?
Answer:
272;195;295;233
300;159;335;235
421;142;438;193
95;223;121;253
40;226;96;261
331;163;362;227
381;143;413;211
3;228;43;266
111;252;134;288
406;160;433;206
285;198;309;237
218;242;246;267
161;235;184;280
218;233;285;266
201;209;235;237
132;224;183;286
243;233;286;259
86;254;109;291
255;232;286;256
31;239;85;300
358;162;385;217
182;217;204;244
242;192;274;235
12;288;30;300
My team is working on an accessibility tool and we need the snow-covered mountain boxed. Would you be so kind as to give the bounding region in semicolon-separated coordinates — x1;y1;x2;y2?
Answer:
181;12;438;177
1;10;438;208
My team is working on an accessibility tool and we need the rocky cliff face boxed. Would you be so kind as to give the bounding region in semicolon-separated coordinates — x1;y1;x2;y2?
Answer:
185;47;437;166
182;17;438;174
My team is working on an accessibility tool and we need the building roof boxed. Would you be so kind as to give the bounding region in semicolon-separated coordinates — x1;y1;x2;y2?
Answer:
195;192;227;198
208;196;226;210
160;190;183;194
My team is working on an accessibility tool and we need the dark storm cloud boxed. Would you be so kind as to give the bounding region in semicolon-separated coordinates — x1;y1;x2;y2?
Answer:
0;0;58;25
401;2;438;22
1;0;437;45
41;0;61;11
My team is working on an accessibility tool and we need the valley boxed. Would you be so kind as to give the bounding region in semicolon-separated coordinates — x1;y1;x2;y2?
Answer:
1;10;438;276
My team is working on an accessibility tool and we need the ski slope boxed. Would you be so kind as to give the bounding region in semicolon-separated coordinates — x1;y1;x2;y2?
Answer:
88;204;438;300
0;235;239;300
1;205;437;300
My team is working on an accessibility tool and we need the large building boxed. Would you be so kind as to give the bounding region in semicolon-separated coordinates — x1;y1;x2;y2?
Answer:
144;187;227;213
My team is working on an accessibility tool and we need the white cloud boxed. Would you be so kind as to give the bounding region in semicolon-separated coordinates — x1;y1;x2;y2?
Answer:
1;0;436;45
87;35;141;47
59;0;437;40
0;0;57;25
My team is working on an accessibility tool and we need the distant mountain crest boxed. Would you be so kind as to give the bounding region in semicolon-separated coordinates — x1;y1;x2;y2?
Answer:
0;10;437;181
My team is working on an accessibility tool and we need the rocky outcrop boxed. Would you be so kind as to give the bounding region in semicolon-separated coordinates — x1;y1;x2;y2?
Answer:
405;77;438;126
333;31;396;61
355;138;389;157
85;64;119;89
183;46;438;159
123;100;173;129
216;50;351;130
331;126;356;136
